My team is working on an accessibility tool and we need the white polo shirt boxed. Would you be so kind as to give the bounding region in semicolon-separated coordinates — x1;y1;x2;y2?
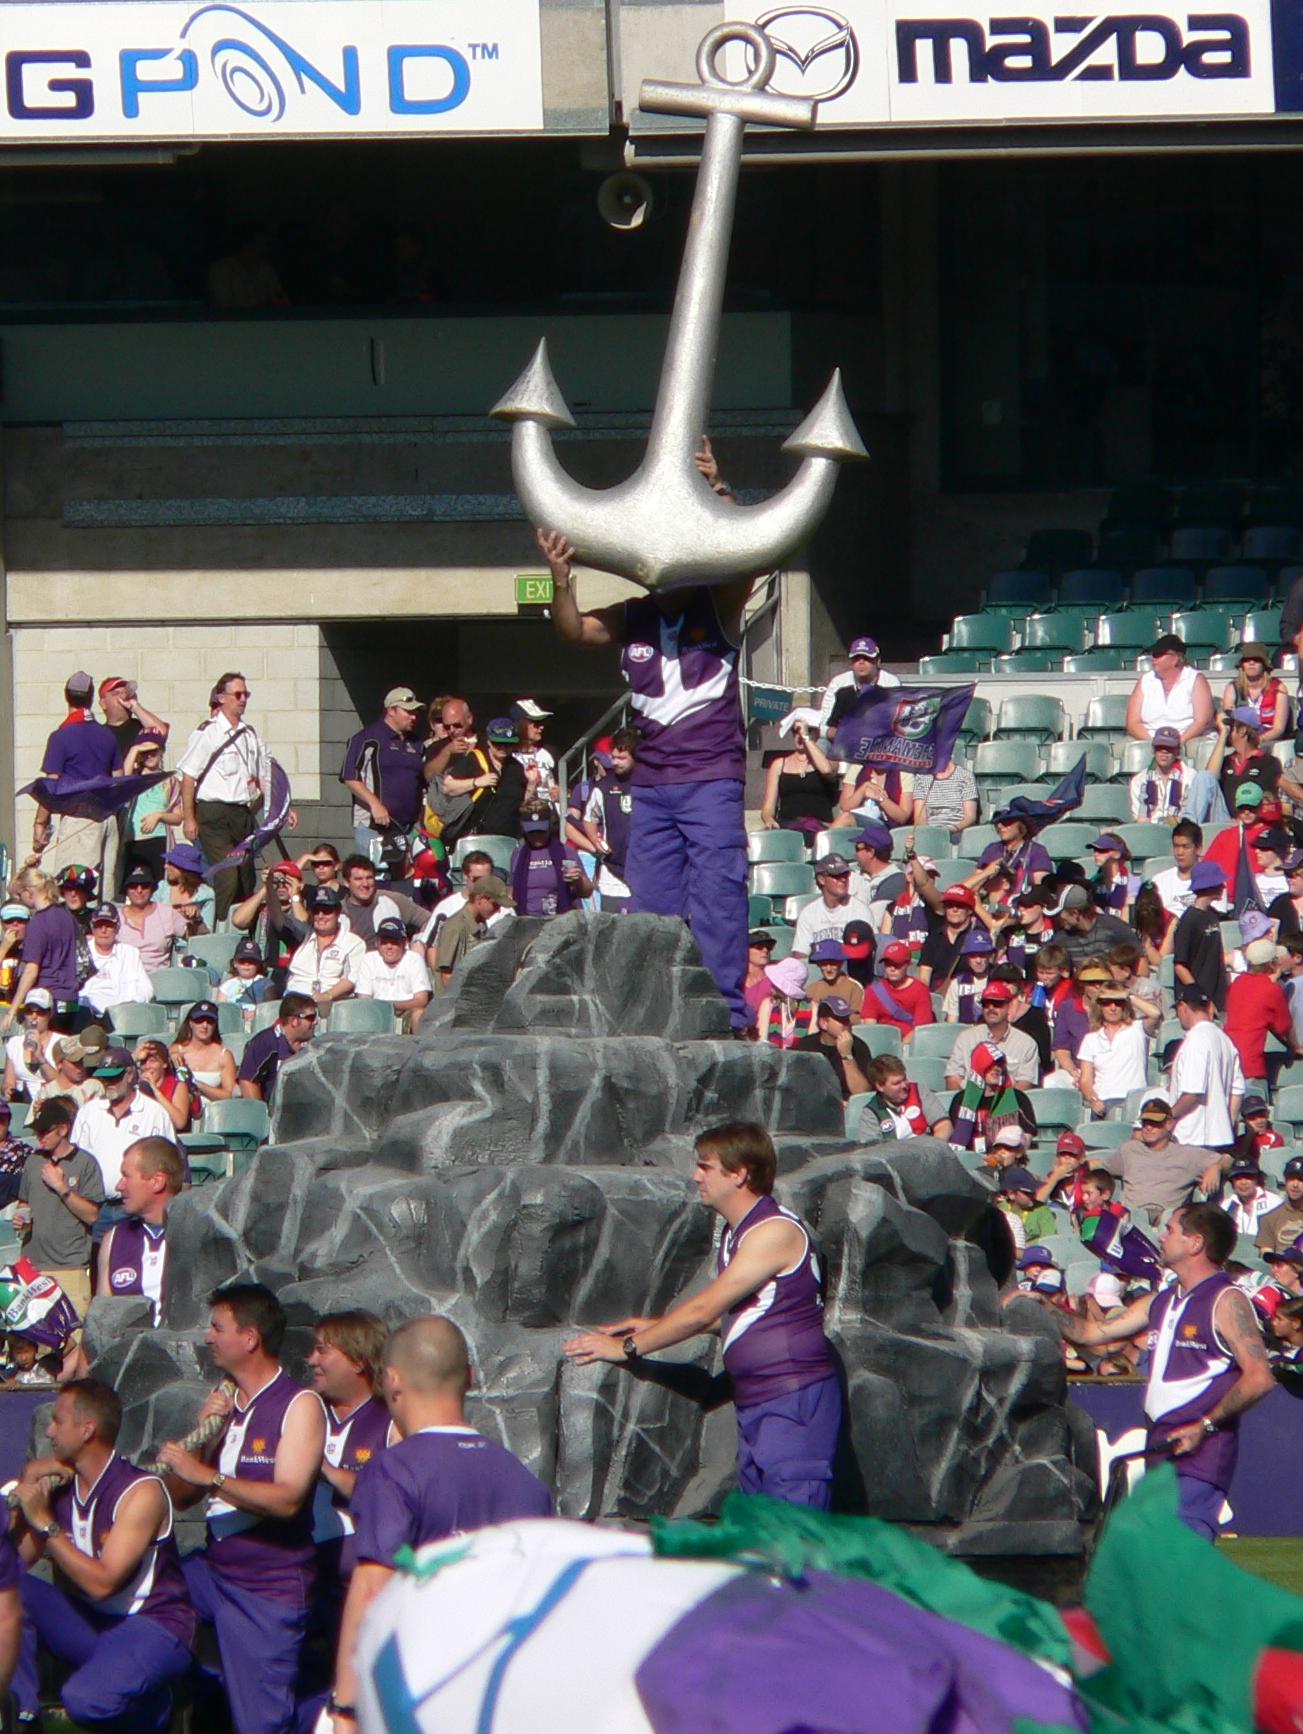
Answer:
1170;1019;1245;1149
285;928;367;998
71;1089;178;1196
354;949;432;1003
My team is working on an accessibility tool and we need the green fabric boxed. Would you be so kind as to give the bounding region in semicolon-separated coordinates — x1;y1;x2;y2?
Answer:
651;1492;1073;1670
1019;1202;1059;1239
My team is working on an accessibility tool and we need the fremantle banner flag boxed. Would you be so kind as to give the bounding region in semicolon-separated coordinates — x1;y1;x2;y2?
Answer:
831;684;975;775
17;770;168;823
202;758;292;882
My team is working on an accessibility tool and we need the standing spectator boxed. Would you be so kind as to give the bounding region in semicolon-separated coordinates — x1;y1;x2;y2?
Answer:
795;997;871;1101
1172;862;1229;1011
511;699;560;808
1221;1159;1282;1236
857;941;934;1040
97;1137;183;1323
172;1002;237;1107
1151;819;1205;919
1003;885;1053;974
909;755;979;846
582;729;637;912
540;441;751;1029
946;982;1040;1089
420;696;476;808
15;1098;104;1313
284;889;366;1013
858;1054;953;1142
916;884;977;988
1222;643;1291;746
237;992;318;1106
791;854;856;957
177;672;273;922
1256;1155;1303;1253
760;716;838;837
1224;938;1297;1096
880;855;941;958
354;919;432;1031
508;805;592;919
116;865;187;971
1125;633;1215;744
132;1040;194;1135
97;676;169;763
754;955;814;1050
806;939;865;1015
4;869;82;1033
1169;985;1245;1157
817;635;901;736
443;718;529;842
432;876;514;990
79;905;155;1020
1095;1094;1222;1225
31;673;123;886
1128;729;1227;825
3;991;59;1103
1078;986;1155;1118
340;687;426;859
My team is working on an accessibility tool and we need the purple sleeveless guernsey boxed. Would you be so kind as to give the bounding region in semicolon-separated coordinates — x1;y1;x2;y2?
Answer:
717;1195;835;1409
620;591;745;786
1144;1270;1241;1488
207;1370;322;1603
52;1455;195;1646
313;1394;392;1576
104;1217;168;1323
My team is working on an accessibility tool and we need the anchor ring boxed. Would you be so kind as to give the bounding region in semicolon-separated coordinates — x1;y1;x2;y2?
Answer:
695;22;776;92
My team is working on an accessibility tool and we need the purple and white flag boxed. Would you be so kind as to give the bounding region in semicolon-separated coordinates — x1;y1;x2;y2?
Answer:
831;684;975;775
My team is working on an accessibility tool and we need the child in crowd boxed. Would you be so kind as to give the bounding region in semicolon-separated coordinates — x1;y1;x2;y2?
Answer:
942;927;994;1025
1222;1158;1284;1237
218;937;272;1011
1012;1244;1070;1307
806;939;865;1015
996;1166;1057;1253
1235;1094;1286;1162
1036;1130;1089;1214
1089;833;1139;919
1268;1296;1303;1387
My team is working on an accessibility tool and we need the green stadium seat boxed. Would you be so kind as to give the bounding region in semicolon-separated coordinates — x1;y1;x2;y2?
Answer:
1062;650;1130;673
1094;612;1160;653
990;651;1062;675
983;570;1049;614
1241;529;1299;571
1131;565;1200;607
201;1098;270;1151
749;863;816;901
845;1093;872;1139
909;1024;958;1064
1079;695;1131;739
251;1002;283;1033
810;829;846;860
903;1054;948;1092
783;892;819;924
1045;740;1113;782
909;825;955;860
1117;823;1178;859
973;741;1043;789
1041;822;1097;859
224;1030;250;1064
1073;785;1131;825
746;831;808;864
949;614;1016;654
1115;738;1155;777
1167;609;1236;656
960;697;994;743
452;834;516;876
1057;568;1127;610
1242;609;1284;645
964;826;999;856
994;695;1067;743
919;652;988;677
323;1000;398;1036
933;859;978;890
1021;614;1087;654
1203;564;1274;605
858;1025;903;1059
748;895;773;926
148;967;206;1008
107;1003;170;1040
181;932;243;975
1078;1121;1133;1150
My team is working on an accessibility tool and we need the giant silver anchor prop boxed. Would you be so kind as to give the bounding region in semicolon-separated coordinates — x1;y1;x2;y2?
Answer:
490;22;868;592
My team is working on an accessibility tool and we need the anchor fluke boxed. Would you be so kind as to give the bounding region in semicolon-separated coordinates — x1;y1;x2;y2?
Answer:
782;370;870;463
490;340;576;431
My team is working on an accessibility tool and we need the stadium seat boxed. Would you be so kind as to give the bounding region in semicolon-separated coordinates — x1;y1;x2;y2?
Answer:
1079;695;1131;739
748;895;772;927
1113;738;1153;777
994;695;1066;744
1073;785;1131;824
224;1030;250;1063
747;831;808;865
202;1098;270;1151
1202;564;1274;605
1176;480;1243;526
1023;527;1093;573
810;829;846;860
452;834;516;876
1096;528;1159;571
990;650;1062;675
910;825;955;861
1020;614;1087;655
949;614;1015;655
181;1137;231;1183
959;696;993;743
1242;608;1284;645
783;892;819;923
252;1002;283;1033
1094;612;1159;653
983;570;1049;614
1241;527;1299;569
1042;822;1096;858
1117;822;1177;859
324;1000;398;1035
176;1001;244;1036
1046;740;1113;782
749;863;815;901
1167;609;1236;656
903;1054;949;1093
919;652;988;677
909;1024;957;1064
992;783;1048;808
858;1025;903;1059
844;1093;872;1139
1275;1087;1303;1142
1168;527;1232;568
1248;481;1303;527
1130;566;1199;608
1104;482;1172;529
973;741;1043;790
107;1003;169;1040
1062;650;1129;673
931;859;976;889
147;968;204;1011
1057;568;1127;610
1078;1121;1133;1151
963;825;999;856
181;932;243;975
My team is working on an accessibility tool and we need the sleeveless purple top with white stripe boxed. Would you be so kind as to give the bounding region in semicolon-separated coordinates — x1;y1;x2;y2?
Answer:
620;590;745;786
53;1454;195;1645
717;1195;835;1410
313;1394;392;1580
104;1217;168;1323
206;1369;323;1604
1145;1270;1241;1488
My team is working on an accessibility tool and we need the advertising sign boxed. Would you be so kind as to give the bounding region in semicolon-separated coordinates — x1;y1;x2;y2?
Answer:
0;0;543;140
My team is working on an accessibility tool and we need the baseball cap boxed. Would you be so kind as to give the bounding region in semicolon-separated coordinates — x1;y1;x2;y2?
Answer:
819;995;853;1020
89;903;119;926
840;921;875;960
520;812;552;834
187;999;220;1023
1242;1095;1272;1118
1266;1246;1303;1267
1246;938;1278;967
311;887;343;910
0;905;28;924
1230;1158;1264;1179
1148;633;1187;659
809;938;847;963
961;928;994;956
24;988;52;1011
1237;642;1272;666
1018;1244;1056;1269
134;728;166;750
1286;850;1303;876
233;938;264;964
1015;886;1051;909
1151;726;1181;750
969;1043;1006;1077
1090;833;1127;855
383;686;421;710
848;637;880;658
1057;1131;1087;1158
512;699;553;721
98;675;135;700
941;884;977;910
65;671;93;699
1234;782;1264;809
1075;961;1113;986
814;853;852;877
56;1027;106;1065
748;929;777;949
470;875;513;907
122;865;157;888
92;1045;134;1078
991;1124;1025;1150
1047;883;1091;914
1284;1157;1303;1181
485;717;520;745
999;1166;1037;1193
1174;983;1211;1007
1254;827;1291;856
854;825;893;854
1188;861;1226;892
270;861;302;881
1138;1095;1173;1122
376;918;408;943
980;981;1015;1004
1231;704;1264;729
881;940;911;966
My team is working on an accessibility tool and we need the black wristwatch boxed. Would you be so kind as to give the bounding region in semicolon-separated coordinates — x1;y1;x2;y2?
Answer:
622;1336;639;1361
1201;1416;1218;1437
327;1696;356;1719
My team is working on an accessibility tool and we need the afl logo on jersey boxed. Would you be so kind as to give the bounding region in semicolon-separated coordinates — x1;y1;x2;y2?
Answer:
110;1268;136;1290
627;643;654;663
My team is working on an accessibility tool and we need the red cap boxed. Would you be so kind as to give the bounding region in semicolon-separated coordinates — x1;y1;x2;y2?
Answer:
98;676;131;698
980;981;1016;1004
1057;1131;1087;1158
942;884;977;909
1260;800;1286;824
270;861;302;880
969;1042;1007;1077
882;941;910;966
1247;823;1268;845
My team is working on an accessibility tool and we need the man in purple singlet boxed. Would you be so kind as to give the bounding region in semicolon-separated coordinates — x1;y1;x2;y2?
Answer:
330;1317;552;1731
1055;1201;1275;1539
539;438;753;1029
97;1136;182;1325
158;1282;326;1734
11;1378;195;1730
565;1122;843;1509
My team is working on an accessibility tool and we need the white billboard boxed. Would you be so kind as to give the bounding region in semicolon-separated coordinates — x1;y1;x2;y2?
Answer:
0;0;544;140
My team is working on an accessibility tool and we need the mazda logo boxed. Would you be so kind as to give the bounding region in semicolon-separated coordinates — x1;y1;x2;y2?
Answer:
750;6;860;103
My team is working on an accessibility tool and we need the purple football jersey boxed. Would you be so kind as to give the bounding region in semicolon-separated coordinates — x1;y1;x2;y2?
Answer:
52;1454;195;1645
1145;1270;1241;1488
352;1427;552;1565
103;1217;168;1323
313;1393;393;1578
620;590;745;786
206;1370;323;1604
717;1195;835;1409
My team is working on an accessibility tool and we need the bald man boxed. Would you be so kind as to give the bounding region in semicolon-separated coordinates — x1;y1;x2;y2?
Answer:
329;1317;552;1729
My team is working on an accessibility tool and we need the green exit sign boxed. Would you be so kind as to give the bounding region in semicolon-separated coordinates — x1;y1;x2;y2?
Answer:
515;573;555;606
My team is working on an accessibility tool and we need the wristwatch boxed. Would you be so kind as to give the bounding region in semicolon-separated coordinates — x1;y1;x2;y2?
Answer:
328;1697;356;1719
622;1336;639;1361
1201;1417;1219;1437
210;1471;227;1492
39;1519;60;1539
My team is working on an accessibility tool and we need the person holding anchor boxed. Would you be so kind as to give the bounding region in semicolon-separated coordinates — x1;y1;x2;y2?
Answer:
539;437;753;1030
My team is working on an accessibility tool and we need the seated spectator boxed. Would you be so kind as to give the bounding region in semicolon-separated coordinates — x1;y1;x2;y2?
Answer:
754;955;814;1049
354;918;433;1031
79;905;155;1019
1095;1092;1222;1227
909;755;979;846
879;855;941;958
996;1167;1058;1254
432;875;514;991
419;851;495;960
1264;1244;1303;1300
791;854;856;957
302;845;344;895
1222;1157;1283;1236
1046;883;1135;966
916;884;977;987
807;939;865;1014
172;1001;237;1106
132;1039;194;1134
839;920;878;992
1089;834;1139;920
1128;729;1227;825
1149;818;1205;921
847;827;906;925
1012;1244;1069;1307
508;805;593;920
3;990;59;1102
857;941;934;1040
835;760;910;829
946;1046;1038;1152
1268;1296;1303;1379
760;716;838;837
1257;1155;1303;1253
941;927;994;1025
341;854;424;948
15;1097;103;1315
978;809;1052;894
1268;848;1303;941
443;716;528;841
55;865;97;941
284;888;366;1013
115;866;187;972
1077;985;1155;1118
858;1053;953;1143
161;844;215;933
1209;704;1303;813
218;938;272;1010
945;982;1040;1089
0;1100;32;1202
1000;885;1052;975
1125;632;1215;744
237;992;318;1105
795;996;871;1100
989;963;1051;1077
1035;1130;1089;1214
1236;1094;1286;1164
232;861;311;990
1225;938;1297;1095
0;901;27;1005
1224;642;1291;745
743;930;777;1025
34;1030;106;1108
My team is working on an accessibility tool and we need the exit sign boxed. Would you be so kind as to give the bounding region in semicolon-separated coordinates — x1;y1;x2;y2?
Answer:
515;573;555;606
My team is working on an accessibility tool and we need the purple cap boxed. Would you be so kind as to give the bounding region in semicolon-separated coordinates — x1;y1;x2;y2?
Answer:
1188;861;1226;893
809;938;847;963
854;825;893;854
1231;704;1264;729
1239;909;1273;944
961;927;994;956
1090;833;1127;855
1151;726;1181;750
848;637;880;658
1018;1244;1056;1269
818;995;854;1020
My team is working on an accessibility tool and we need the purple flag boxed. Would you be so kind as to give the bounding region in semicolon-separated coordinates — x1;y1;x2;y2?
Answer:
990;755;1087;832
1081;1211;1161;1283
17;771;168;824
832;683;975;775
202;758;292;882
1231;825;1267;921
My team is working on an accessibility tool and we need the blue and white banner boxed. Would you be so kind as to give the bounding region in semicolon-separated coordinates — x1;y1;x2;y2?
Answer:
0;0;543;140
721;0;1283;128
831;681;973;773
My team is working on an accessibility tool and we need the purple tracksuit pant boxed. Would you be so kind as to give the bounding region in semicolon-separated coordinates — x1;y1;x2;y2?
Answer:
626;778;749;1028
735;1376;843;1509
183;1551;309;1734
15;1575;192;1731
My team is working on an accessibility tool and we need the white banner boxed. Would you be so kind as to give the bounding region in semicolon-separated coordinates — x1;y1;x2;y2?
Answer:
0;0;544;140
723;1;1277;126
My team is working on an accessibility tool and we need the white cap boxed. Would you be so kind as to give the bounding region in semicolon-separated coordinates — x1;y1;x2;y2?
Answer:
512;698;552;721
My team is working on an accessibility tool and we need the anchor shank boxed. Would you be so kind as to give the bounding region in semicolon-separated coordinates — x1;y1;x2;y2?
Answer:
645;108;745;480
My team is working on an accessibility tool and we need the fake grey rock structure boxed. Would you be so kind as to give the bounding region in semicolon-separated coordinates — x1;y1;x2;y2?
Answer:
88;913;1096;1557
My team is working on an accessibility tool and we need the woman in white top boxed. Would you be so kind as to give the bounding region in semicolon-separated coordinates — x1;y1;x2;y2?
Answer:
171;1004;237;1104
2;994;60;1101
1077;986;1159;1116
1126;634;1214;743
